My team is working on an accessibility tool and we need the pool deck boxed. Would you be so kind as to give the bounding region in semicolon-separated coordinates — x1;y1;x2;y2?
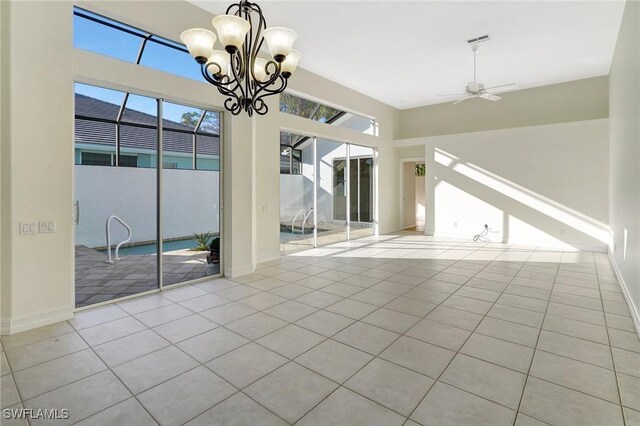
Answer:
75;245;218;307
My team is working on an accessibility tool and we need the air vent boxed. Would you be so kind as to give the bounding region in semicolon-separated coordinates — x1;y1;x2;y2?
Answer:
466;34;491;45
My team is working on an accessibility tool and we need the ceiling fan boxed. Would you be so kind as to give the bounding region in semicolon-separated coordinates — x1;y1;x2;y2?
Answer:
439;44;517;104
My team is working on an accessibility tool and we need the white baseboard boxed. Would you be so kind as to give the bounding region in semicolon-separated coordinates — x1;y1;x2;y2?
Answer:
608;250;640;338
0;305;74;336
257;251;281;265
224;264;256;279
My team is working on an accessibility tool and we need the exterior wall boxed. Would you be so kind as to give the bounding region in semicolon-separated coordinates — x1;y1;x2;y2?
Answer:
609;0;640;331
75;166;219;248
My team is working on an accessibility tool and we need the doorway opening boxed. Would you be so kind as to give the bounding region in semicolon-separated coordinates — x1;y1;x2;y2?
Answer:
402;160;426;231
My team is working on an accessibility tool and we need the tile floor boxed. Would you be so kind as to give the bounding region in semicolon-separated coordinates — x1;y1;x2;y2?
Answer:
2;232;639;425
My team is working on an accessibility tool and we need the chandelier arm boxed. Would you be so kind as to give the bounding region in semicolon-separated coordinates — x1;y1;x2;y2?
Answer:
251;60;281;99
200;63;245;115
256;73;287;95
250;75;287;115
252;97;269;116
200;63;241;96
228;48;248;105
248;4;267;84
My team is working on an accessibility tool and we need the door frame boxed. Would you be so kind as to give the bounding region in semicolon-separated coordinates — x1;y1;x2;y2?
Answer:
72;83;226;312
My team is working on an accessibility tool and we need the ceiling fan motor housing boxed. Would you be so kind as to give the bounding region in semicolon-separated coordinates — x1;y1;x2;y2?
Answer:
466;82;484;94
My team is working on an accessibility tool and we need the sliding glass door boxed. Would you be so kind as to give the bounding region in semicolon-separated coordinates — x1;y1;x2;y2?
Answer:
162;102;221;286
317;139;348;246
74;82;222;307
279;133;376;253
349;144;375;239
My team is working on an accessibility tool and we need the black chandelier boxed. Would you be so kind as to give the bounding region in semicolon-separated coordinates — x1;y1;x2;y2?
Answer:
181;0;301;116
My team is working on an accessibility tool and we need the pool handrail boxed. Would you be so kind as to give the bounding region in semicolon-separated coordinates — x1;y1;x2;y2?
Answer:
106;215;132;264
302;208;314;235
291;208;306;234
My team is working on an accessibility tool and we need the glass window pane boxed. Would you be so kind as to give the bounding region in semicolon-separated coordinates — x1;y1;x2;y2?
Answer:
198;111;221;135
73;9;144;63
122;94;158;126
120;124;157;168
75;83;125;121
279;93;319;119
196;135;220;171
280;92;378;135
75;119;116;165
162;130;193;170
162;102;203;131
280;146;292;175
139;38;203;82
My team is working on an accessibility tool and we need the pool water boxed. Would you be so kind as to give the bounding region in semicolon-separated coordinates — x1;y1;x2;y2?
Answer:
101;238;198;256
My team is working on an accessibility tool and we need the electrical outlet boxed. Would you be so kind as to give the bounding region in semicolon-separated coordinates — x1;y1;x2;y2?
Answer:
19;222;37;235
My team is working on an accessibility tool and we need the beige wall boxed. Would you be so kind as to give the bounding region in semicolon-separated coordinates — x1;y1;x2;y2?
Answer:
397;76;609;140
1;1;74;332
0;0;9;323
0;1;400;333
400;119;609;250
609;0;640;329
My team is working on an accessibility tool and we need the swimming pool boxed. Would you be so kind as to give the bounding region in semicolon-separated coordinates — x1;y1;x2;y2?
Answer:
101;238;197;256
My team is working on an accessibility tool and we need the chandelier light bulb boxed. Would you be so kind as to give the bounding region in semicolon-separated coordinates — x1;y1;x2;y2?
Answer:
207;50;230;76
180;28;217;63
212;15;251;53
262;27;297;62
253;58;268;82
280;49;301;77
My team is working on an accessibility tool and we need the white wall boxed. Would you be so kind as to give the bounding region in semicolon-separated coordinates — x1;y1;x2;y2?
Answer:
609;0;640;329
75;166;219;247
397;119;609;250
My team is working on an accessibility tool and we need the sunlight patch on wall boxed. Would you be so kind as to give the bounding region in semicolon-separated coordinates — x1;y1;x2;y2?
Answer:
434;148;609;245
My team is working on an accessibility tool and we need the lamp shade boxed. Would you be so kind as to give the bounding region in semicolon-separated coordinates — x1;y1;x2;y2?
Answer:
262;27;297;60
212;15;250;51
253;58;268;82
207;50;230;76
280;49;301;75
180;28;216;61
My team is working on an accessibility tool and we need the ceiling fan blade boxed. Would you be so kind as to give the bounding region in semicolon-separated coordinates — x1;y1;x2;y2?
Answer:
480;93;501;101
453;95;478;104
437;92;469;97
483;83;517;93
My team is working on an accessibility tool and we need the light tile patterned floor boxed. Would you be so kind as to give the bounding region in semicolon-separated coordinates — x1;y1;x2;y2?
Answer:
2;232;639;425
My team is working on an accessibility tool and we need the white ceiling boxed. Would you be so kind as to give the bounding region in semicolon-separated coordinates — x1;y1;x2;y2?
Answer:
190;1;626;109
